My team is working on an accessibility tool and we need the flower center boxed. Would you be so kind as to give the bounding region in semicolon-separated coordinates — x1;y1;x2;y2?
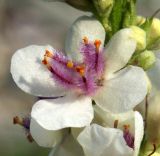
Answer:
42;37;105;95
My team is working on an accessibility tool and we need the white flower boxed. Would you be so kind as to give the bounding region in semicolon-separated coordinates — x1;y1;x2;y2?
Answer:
77;109;144;156
11;16;147;147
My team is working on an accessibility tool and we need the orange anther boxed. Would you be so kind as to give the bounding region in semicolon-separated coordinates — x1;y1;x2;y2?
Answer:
42;57;48;65
42;55;53;72
114;120;119;128
45;50;54;58
27;133;34;143
94;39;101;52
13;116;23;126
83;36;89;44
76;66;85;76
123;124;130;130
67;61;74;68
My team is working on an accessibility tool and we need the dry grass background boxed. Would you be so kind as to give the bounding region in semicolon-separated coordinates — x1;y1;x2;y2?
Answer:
0;0;159;155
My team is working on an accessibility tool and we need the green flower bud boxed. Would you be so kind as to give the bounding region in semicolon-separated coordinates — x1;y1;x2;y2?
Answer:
130;26;147;51
149;18;160;42
147;18;160;49
93;0;113;14
136;16;146;26
65;0;92;11
137;50;156;70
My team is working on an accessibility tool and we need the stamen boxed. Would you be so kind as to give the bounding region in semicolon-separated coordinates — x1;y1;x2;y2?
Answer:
76;65;85;76
13;116;33;143
13;116;23;126
42;56;48;65
83;36;89;45
44;50;54;58
13;116;31;130
123;124;130;130
27;133;34;143
94;39;101;52
67;61;74;68
42;57;53;72
114;120;119;128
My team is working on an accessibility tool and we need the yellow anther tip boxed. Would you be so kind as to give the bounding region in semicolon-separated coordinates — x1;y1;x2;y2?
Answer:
45;50;54;58
76;66;85;76
94;40;101;47
123;124;130;130
67;61;74;68
83;36;89;44
42;59;47;65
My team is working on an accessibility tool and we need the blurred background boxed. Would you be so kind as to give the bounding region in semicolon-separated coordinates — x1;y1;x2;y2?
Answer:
0;0;159;155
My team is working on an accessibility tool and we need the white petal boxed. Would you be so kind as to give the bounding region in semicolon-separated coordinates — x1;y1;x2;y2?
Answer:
94;105;135;131
105;28;136;75
134;112;144;156
31;95;93;130
94;107;144;156
94;66;147;113
30;118;65;148
65;16;105;62
11;45;66;97
49;134;84;156
147;58;160;90
77;124;133;156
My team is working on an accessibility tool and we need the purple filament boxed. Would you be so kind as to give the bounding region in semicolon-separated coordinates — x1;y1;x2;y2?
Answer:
45;39;105;95
23;117;31;131
123;130;134;149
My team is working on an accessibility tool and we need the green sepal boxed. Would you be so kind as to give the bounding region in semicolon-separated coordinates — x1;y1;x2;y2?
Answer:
108;0;126;36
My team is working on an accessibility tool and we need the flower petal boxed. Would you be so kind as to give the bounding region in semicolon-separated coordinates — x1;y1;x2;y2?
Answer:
31;95;93;130
94;106;144;156
30;118;66;148
94;66;147;113
77;124;133;156
11;45;66;97
147;58;160;90
134;111;144;156
49;134;84;156
104;28;136;75
94;105;135;130
65;16;105;62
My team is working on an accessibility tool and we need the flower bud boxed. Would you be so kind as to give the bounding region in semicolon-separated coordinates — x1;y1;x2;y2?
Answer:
149;18;160;42
147;18;160;49
136;16;146;26
93;0;113;14
130;26;146;51
137;50;156;70
65;0;92;11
